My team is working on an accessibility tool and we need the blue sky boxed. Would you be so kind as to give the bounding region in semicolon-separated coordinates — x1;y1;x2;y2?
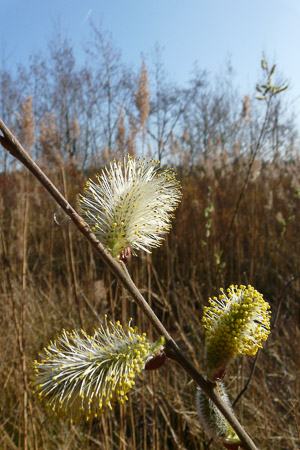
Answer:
1;0;300;115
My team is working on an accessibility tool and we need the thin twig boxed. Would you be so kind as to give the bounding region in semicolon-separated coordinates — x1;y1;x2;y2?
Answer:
233;352;260;408
233;273;300;406
207;273;300;450
0;119;259;450
60;161;85;328
205;273;300;450
213;98;271;286
272;274;300;329
1;233;38;450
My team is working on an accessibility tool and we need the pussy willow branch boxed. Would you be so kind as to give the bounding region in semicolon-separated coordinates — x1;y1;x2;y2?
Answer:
0;119;258;450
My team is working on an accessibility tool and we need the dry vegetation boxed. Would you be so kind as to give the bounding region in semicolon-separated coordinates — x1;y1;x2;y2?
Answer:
0;149;300;449
0;24;300;450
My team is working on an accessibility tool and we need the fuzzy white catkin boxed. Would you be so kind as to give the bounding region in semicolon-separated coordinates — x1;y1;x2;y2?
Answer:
78;155;182;258
196;383;240;444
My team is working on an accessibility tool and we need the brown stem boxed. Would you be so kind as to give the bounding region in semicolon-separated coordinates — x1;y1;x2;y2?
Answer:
1;236;38;450
233;352;260;408
60;161;85;328
22;174;29;291
0;119;258;450
21;173;29;449
213;98;271;286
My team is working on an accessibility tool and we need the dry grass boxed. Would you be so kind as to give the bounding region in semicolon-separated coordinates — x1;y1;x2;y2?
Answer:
0;149;300;449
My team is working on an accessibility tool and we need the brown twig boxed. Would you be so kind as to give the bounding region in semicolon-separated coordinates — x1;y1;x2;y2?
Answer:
1;233;38;450
60;161;85;329
0;118;259;450
272;274;300;329
232;273;300;408
213;97;271;286
232;352;260;408
206;272;300;449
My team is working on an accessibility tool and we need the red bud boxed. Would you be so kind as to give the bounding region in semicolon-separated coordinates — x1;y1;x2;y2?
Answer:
223;443;241;449
210;367;227;381
120;247;131;264
145;350;166;370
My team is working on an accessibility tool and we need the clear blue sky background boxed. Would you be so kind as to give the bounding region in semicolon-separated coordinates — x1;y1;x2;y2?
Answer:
1;0;300;117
